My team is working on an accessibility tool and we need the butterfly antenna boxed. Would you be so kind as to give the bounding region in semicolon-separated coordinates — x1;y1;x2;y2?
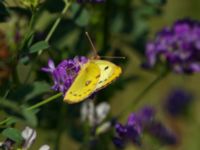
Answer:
85;32;98;57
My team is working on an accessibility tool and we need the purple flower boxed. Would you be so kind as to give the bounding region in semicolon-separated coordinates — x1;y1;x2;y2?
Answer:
113;107;155;148
0;139;15;150
164;88;193;116
113;106;177;148
42;56;88;94
137;106;155;126
146;19;200;73
113;137;125;148
114;121;141;148
148;121;177;145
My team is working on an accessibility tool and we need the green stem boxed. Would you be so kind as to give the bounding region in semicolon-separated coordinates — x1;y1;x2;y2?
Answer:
117;71;168;118
0;93;62;126
23;65;33;84
27;93;62;110
0;118;11;126
44;2;70;42
38;0;71;55
19;10;36;51
54;104;66;150
24;0;71;83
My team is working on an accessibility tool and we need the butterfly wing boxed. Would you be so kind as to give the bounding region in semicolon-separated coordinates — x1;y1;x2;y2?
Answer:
92;60;122;91
64;62;101;104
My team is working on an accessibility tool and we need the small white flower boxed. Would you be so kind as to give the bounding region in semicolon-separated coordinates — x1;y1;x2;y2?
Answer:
96;121;112;135
88;101;95;125
21;126;37;150
80;100;110;126
81;100;95;126
96;102;110;124
80;101;88;122
39;144;50;150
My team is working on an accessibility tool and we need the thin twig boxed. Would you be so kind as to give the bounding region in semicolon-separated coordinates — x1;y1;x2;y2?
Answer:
117;71;168;118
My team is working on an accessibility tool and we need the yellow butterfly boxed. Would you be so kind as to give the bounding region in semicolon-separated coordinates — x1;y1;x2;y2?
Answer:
63;59;122;104
63;33;122;104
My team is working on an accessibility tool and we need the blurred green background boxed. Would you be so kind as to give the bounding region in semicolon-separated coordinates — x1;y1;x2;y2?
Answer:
0;0;200;150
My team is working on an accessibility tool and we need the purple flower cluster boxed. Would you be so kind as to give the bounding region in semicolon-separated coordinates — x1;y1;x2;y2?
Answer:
113;107;177;148
42;56;88;94
164;88;193;116
146;19;200;73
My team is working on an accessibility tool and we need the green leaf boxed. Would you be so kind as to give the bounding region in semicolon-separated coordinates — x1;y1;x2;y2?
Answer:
5;109;38;127
0;98;25;120
0;98;38;126
144;0;166;5
136;6;161;17
22;108;38;127
71;4;90;27
9;82;50;102
0;1;9;22
24;82;50;101
111;14;123;33
2;128;23;143
29;41;49;53
20;0;40;8
0;2;8;15
27;33;35;47
19;55;30;65
75;9;90;27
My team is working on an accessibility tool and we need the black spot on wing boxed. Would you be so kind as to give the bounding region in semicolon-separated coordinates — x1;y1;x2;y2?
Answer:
98;78;108;84
96;74;100;79
104;66;109;70
85;80;91;86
